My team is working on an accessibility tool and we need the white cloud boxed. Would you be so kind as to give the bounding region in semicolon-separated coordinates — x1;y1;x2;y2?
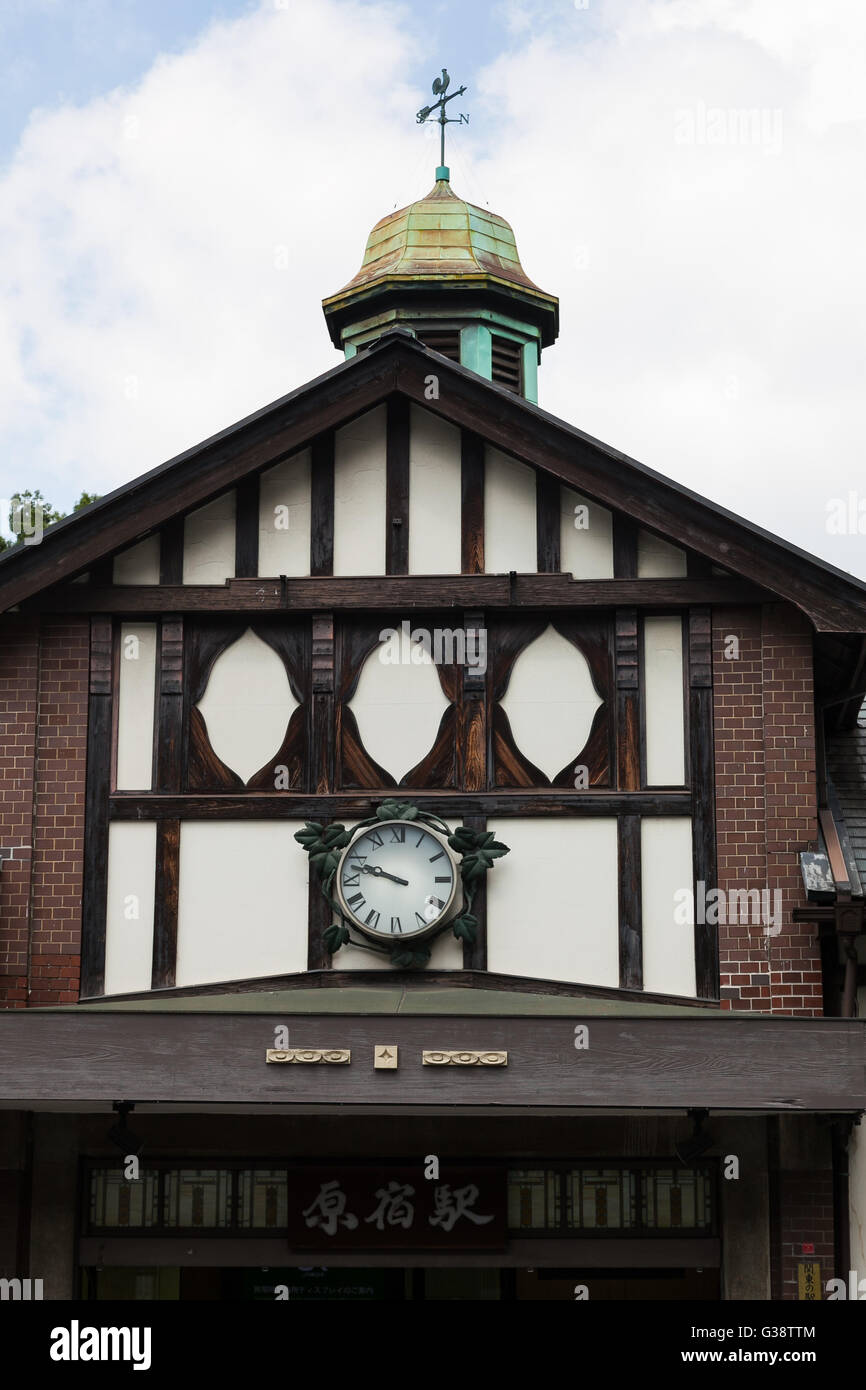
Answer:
0;0;864;579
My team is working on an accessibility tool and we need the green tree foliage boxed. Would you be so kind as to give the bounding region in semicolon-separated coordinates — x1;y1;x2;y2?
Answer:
0;489;100;551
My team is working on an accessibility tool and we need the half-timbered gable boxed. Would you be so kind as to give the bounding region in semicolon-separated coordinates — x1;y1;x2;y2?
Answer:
1;163;865;1304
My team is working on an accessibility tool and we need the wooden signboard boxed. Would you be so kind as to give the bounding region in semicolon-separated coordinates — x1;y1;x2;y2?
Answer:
287;1166;506;1251
797;1262;822;1300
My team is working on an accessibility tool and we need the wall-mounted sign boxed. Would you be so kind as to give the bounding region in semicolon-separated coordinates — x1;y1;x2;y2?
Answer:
797;1262;821;1300
287;1167;506;1251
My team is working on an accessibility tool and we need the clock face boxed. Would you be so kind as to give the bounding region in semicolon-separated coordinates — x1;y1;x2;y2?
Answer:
335;821;459;941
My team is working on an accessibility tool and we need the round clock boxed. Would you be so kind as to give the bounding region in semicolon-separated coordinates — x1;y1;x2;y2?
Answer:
334;820;462;942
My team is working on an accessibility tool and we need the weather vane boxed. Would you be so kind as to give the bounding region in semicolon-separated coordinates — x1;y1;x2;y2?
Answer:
416;69;469;177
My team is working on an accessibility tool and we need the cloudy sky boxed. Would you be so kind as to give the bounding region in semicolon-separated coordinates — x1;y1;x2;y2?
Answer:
0;0;864;578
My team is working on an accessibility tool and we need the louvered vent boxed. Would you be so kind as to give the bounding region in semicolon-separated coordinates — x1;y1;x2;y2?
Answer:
418;330;461;362
491;335;523;394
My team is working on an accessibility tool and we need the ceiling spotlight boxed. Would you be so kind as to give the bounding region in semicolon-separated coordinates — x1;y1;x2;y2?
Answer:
107;1100;144;1157
675;1108;713;1164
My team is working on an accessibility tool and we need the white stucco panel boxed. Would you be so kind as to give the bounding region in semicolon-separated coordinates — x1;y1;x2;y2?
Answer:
176;821;309;987
348;639;450;781
637;530;688;578
333;404;387;576
484;447;537;573
560;487;614;579
644;615;686;785
183;491;236;584
113;535;161;585
486;818;619;986
104;822;156;996
641;817;696;998
409;405;461;574
196;628;298;784
259;449;311;576
499;624;602;780
116;623;157;790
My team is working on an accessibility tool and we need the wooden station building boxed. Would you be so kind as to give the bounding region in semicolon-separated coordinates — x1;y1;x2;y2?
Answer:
1;160;866;1303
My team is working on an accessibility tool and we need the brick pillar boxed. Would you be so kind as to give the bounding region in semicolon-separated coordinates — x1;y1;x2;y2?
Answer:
0;620;39;1009
29;618;88;1005
713;604;820;1015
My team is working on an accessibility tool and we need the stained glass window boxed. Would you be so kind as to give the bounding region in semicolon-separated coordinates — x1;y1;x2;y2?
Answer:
641;1167;713;1229
163;1169;233;1228
89;1168;160;1228
237;1169;288;1229
506;1169;559;1229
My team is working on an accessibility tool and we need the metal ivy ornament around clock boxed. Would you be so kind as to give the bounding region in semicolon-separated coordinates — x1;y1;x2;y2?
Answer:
335;820;462;943
294;800;509;969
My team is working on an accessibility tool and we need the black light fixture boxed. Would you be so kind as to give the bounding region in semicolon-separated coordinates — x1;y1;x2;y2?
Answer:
107;1100;144;1157
675;1108;713;1164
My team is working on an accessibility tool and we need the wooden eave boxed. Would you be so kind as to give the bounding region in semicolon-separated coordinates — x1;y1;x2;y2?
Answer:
0;1008;863;1111
2;331;865;634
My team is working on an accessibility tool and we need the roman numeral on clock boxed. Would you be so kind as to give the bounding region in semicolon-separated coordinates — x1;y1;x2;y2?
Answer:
347;893;365;909
342;872;360;888
365;909;380;930
390;917;402;934
367;831;384;848
428;850;445;862
389;826;405;843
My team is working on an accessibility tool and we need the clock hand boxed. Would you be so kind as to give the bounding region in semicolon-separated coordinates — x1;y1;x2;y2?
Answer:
360;864;409;886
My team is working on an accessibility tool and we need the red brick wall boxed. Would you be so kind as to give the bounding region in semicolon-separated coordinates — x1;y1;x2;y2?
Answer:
0;619;39;1008
0;617;88;1008
776;1171;834;1300
713;603;821;1015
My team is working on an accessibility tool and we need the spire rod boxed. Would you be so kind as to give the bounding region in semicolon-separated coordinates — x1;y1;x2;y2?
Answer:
416;68;469;180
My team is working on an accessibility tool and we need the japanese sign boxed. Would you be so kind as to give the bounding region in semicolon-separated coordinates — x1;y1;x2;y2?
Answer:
797;1262;822;1300
287;1167;506;1250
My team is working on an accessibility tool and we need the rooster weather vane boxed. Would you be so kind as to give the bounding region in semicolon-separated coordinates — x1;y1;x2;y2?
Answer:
416;68;469;173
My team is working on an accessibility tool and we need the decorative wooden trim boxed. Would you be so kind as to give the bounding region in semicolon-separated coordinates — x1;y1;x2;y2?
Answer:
310;433;334;577
159;517;184;586
535;471;560;573
151;819;180;990
79;965;719;1009
461;812;488;970
234;475;259;579
689;609;718;1000
459;609;487;794
618;813;642;990
336;615;459;792
613;516;637;579
615;609;640;791
81;616;113;998
461;430;484;574
385;396;410;575
489;616;612;789
310;612;335;793
26;575;769;614
110;791;692;819
156;617;184;794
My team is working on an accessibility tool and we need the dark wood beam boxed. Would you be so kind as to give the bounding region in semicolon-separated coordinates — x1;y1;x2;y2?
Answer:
26;575;770;614
109;791;692;820
308;613;335;970
159;517;184;586
385;396;410;575
80;616;113;999
461;430;484;575
2;1010;864;1110
234;476;259;579
155;618;183;794
618;813;642;989
535;471;560;573
310;433;335;577
615;609;640;791
613;516;637;579
689;609;718;1000
151;819;180;990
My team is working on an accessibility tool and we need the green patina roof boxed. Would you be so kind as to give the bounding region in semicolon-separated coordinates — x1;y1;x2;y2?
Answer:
322;178;557;311
33;986;728;1018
